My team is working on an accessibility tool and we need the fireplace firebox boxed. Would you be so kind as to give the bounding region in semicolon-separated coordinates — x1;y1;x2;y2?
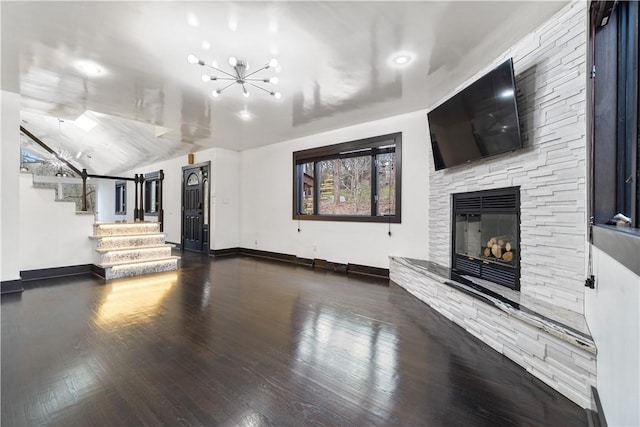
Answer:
451;187;520;290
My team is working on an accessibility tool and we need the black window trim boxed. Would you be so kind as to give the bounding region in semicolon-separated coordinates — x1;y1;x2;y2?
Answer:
115;180;126;215
292;132;402;223
589;0;639;230
144;171;161;216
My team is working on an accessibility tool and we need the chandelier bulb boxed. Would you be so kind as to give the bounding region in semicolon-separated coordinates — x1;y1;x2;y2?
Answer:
268;58;279;68
273;92;282;99
228;56;238;67
202;74;210;82
188;54;205;66
269;76;279;84
243;89;250;98
212;90;220;98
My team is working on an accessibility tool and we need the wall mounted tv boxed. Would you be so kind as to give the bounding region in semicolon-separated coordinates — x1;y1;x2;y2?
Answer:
428;58;522;171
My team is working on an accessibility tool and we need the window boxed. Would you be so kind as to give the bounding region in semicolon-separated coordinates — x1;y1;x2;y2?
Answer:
293;133;401;223
144;171;160;215
591;1;639;228
115;181;126;215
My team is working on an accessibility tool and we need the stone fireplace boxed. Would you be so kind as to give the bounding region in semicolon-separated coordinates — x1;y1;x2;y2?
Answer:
452;187;520;290
390;1;595;409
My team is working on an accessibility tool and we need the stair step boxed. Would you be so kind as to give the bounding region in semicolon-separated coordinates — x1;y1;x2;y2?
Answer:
98;255;180;268
93;234;167;250
95;243;174;253
99;246;174;265
104;257;179;280
91;231;165;238
93;222;160;235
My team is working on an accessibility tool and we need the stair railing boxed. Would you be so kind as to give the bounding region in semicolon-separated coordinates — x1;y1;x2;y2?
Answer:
19;125;164;229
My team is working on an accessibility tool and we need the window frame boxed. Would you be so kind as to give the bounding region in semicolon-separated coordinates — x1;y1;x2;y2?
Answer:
144;171;160;216
115;181;126;215
590;0;639;229
292;132;402;223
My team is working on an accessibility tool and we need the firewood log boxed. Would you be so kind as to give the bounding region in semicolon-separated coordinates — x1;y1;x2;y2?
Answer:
491;244;502;258
505;242;512;252
498;239;505;247
487;238;496;248
483;247;491;257
502;252;513;262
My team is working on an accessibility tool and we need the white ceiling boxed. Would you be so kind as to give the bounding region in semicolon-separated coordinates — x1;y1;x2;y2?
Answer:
2;1;568;175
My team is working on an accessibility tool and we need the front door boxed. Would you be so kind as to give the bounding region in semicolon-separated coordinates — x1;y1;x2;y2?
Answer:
182;162;210;252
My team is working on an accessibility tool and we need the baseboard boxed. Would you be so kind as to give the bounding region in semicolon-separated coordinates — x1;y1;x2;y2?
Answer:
20;264;95;282
166;241;182;249
241;248;298;263
313;258;348;273
347;263;390;279
214;247;388;279
1;279;24;294
91;264;106;279
210;247;241;257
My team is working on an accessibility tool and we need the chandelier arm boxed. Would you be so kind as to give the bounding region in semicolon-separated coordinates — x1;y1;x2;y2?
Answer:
242;64;270;79
246;82;274;94
204;64;237;79
218;81;237;93
212;77;237;81
244;77;271;82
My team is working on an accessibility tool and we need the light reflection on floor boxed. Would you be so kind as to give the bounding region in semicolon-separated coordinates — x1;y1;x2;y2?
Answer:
295;304;398;414
94;272;177;327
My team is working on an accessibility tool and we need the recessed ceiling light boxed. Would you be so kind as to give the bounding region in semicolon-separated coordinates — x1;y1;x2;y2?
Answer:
228;16;238;32
238;110;252;121
187;13;199;28
75;60;105;77
388;51;416;68
74;113;97;132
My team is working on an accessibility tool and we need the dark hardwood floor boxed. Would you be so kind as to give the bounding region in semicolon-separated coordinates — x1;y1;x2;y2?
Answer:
2;251;587;426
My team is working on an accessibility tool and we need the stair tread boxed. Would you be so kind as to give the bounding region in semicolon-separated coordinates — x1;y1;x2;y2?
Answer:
90;232;166;239
98;256;180;268
95;243;175;253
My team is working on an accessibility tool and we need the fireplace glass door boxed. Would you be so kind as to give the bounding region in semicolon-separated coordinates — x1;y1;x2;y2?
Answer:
455;213;517;266
452;187;520;290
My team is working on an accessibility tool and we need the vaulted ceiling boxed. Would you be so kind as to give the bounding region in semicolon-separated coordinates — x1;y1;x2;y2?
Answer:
2;1;568;175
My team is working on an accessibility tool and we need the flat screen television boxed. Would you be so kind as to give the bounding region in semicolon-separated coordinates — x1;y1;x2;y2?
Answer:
428;58;522;171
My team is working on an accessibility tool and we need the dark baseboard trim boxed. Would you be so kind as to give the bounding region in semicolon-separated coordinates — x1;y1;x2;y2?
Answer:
20;264;95;282
313;258;348;273
91;264;106;279
241;248;299;264
214;247;388;280
210;247;241;257
347;263;390;279
166;241;182;250
1;279;24;294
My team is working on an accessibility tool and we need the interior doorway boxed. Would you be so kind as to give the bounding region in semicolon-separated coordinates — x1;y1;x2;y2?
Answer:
181;161;210;253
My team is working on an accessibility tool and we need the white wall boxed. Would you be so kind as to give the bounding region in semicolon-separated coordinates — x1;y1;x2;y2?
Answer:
586;247;640;426
1;90;21;281
19;174;95;270
128;147;241;250
96;178;115;222
210;148;241;250
240;110;430;268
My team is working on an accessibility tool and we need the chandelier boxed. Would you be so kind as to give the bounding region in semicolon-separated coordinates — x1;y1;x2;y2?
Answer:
188;54;281;99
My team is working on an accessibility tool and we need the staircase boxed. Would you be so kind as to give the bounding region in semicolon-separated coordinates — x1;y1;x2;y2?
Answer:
91;222;179;280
